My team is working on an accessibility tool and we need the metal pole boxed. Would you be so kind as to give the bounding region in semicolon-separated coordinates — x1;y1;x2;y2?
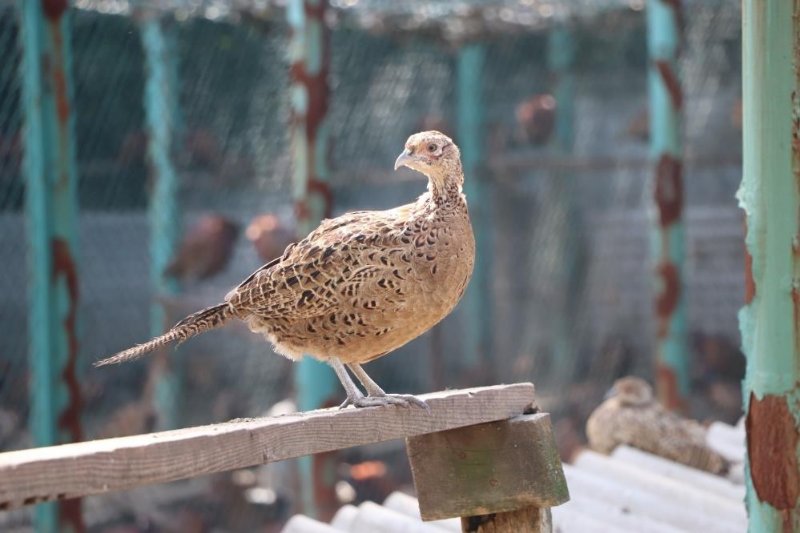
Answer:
547;24;580;388
141;15;182;431
19;0;84;530
288;0;338;519
646;0;689;411
457;43;493;380
739;1;800;529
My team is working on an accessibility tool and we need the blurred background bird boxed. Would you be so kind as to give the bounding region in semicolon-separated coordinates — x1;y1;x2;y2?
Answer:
515;93;557;146
586;376;730;476
164;213;241;283
245;213;297;263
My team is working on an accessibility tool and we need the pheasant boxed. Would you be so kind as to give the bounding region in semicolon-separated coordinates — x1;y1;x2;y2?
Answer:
586;376;730;475
96;131;475;409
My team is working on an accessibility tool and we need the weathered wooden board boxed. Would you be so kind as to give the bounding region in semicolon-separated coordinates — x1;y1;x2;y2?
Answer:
0;383;535;509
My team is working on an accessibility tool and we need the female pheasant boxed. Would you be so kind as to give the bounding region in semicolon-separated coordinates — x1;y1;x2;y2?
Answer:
97;131;475;409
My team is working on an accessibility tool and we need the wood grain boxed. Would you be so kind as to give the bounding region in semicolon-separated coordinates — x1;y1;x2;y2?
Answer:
0;383;536;509
406;413;568;521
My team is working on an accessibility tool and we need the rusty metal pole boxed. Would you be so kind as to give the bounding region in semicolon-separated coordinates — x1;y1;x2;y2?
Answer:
19;0;84;531
288;0;339;519
646;0;689;412
739;1;800;529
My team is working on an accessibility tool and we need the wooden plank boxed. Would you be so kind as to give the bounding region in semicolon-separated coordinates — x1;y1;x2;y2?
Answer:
0;383;536;510
406;413;568;524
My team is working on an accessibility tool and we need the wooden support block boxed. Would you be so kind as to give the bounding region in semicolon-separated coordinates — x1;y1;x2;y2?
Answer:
406;412;568;533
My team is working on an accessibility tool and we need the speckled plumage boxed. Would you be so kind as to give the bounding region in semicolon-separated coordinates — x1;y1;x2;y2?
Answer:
96;131;474;409
586;376;729;475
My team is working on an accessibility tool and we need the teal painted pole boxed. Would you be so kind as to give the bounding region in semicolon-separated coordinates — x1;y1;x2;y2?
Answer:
457;43;493;379
19;0;84;531
141;16;182;430
739;1;800;529
289;0;339;519
547;25;580;387
646;0;689;411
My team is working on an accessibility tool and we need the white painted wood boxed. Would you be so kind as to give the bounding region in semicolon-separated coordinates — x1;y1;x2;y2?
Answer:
574;450;746;522
611;445;745;502
563;464;744;533
330;504;358;531
282;514;340;533
382;492;460;532
351;501;445;533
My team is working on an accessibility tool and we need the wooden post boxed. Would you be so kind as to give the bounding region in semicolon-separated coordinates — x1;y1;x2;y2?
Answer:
646;0;689;411
19;0;84;530
141;14;183;431
739;0;800;529
457;43;493;380
288;0;339;518
406;413;569;532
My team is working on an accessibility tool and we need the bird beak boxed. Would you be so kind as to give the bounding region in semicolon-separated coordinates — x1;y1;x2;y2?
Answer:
394;149;413;171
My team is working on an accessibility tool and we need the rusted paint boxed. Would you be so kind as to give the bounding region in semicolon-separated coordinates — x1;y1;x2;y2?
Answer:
51;239;83;444
42;0;68;21
654;261;680;338
655;361;684;411
746;393;800;511
654;60;683;110
290;0;332;226
744;218;756;305
654;154;684;227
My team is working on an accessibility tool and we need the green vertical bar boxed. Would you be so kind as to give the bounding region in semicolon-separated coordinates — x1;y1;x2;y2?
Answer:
289;0;338;518
141;16;182;430
646;0;689;410
457;43;492;376
20;0;83;531
739;1;800;530
547;25;579;387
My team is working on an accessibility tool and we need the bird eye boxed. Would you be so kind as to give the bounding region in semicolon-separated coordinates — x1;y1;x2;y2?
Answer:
427;143;437;152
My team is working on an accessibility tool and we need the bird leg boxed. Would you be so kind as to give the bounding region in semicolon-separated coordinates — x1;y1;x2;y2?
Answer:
348;363;429;411
329;357;366;409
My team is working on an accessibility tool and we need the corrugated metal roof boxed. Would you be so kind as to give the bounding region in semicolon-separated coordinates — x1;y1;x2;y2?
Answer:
282;420;746;533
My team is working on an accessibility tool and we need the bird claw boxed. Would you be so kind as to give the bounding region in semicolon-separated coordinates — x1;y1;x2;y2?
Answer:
341;393;429;412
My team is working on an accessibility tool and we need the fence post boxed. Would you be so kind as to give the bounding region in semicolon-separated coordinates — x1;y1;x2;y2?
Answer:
739;0;800;529
646;0;689;411
547;24;581;388
19;0;84;530
141;14;183;431
288;0;339;519
457;43;493;380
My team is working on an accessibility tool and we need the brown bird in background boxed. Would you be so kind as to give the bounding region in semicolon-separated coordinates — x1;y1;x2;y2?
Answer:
246;213;297;264
165;214;241;282
97;131;475;409
515;93;556;146
586;376;729;475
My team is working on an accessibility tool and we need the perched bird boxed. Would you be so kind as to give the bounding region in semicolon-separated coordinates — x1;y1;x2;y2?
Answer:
586;376;730;475
164;214;241;282
246;213;297;264
515;94;556;146
97;131;475;409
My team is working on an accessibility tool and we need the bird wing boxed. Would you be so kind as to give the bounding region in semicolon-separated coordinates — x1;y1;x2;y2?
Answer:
226;208;412;320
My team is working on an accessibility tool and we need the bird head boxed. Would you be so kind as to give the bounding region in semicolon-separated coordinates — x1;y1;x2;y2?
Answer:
604;376;654;407
394;130;463;193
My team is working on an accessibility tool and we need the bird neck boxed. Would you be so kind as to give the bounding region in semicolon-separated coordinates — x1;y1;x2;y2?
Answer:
427;170;465;207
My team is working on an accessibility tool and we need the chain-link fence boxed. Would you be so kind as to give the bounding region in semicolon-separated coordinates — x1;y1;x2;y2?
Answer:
0;0;744;530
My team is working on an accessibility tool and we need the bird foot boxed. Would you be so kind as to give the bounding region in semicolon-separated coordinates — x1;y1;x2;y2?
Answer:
339;392;429;412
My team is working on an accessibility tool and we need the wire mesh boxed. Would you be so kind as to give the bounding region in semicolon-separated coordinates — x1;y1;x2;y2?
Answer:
0;0;746;530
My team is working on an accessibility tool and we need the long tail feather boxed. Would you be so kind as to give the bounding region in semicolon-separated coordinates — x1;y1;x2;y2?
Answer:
94;303;233;367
